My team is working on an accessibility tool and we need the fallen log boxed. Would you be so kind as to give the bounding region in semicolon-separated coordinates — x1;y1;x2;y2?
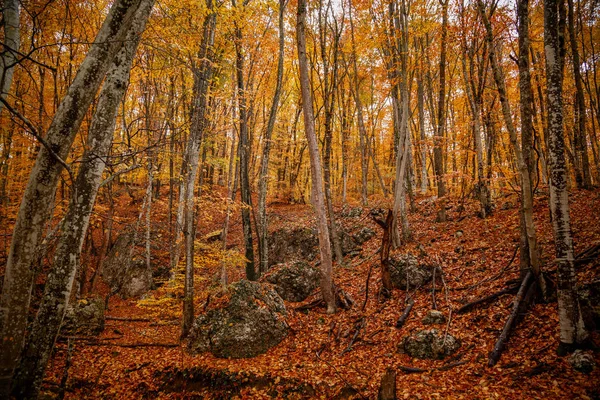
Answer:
378;368;397;400
395;298;415;329
456;285;519;314
398;365;427;374
488;271;534;367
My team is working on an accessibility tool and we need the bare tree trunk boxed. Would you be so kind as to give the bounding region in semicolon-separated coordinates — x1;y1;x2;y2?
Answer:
257;0;286;274
544;0;588;353
567;0;592;188
297;0;336;313
0;0;144;393
349;0;369;206
181;0;218;337
434;0;449;222
9;4;154;397
0;0;20;116
417;40;427;194
478;0;547;297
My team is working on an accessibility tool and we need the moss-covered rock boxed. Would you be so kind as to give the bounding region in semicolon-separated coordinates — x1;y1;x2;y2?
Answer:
399;329;460;359
264;261;320;302
61;297;105;336
389;254;433;290
189;280;288;358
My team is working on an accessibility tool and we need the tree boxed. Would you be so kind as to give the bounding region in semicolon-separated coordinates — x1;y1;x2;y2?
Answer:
181;0;219;336
0;0;145;394
10;2;155;397
297;0;336;313
0;0;19;116
257;0;287;274
544;0;588;353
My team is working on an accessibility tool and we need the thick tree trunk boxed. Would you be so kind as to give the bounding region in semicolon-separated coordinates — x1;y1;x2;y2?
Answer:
181;0;217;337
544;0;588;352
297;0;336;313
257;0;286;274
0;0;144;394
10;4;154;397
0;0;20;116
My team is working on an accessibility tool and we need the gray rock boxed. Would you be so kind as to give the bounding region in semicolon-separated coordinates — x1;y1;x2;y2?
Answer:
389;254;433;290
353;227;375;245
399;329;460;359
578;280;600;331
569;350;596;374
268;227;319;266
264;261;320;302
423;310;446;325
341;207;363;218
102;231;154;298
61;297;105;336
189;280;288;358
120;259;154;298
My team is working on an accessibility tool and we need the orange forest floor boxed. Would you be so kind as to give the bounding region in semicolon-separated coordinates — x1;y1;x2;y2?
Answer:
3;186;600;399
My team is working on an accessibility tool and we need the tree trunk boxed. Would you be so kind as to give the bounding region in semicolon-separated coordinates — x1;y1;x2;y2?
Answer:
257;0;286;274
567;0;592;188
297;0;336;314
9;2;153;397
181;0;218;337
0;0;144;394
544;0;588;352
478;0;547;297
434;0;449;222
0;0;20;116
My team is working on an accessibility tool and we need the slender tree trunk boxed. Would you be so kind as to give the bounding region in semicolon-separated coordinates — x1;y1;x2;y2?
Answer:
567;0;592;188
417;41;427;194
349;0;369;206
544;0;588;353
478;0;546;297
181;0;217;336
0;0;20;116
434;0;449;222
10;5;153;397
297;0;336;313
257;0;286;274
0;0;144;394
233;0;256;281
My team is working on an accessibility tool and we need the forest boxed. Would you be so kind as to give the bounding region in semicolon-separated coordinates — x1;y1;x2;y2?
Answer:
0;0;599;398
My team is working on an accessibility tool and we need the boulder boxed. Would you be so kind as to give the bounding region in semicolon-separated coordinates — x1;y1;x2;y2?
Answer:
341;206;363;218
399;329;460;360
120;259;154;298
423;310;446;325
578;280;600;331
569;350;596;374
264;261;320;302
268;227;319;266
268;226;358;266
102;231;153;298
389;254;433;290
61;297;105;336
189;280;288;358
353;227;375;245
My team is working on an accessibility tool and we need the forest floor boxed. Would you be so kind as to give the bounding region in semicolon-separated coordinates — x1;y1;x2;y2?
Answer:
9;186;600;399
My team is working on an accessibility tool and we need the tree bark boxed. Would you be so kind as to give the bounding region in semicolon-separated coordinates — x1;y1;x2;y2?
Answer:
0;0;144;394
181;0;218;337
10;3;154;397
0;0;20;116
297;0;336;313
544;0;588;351
257;0;286;274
